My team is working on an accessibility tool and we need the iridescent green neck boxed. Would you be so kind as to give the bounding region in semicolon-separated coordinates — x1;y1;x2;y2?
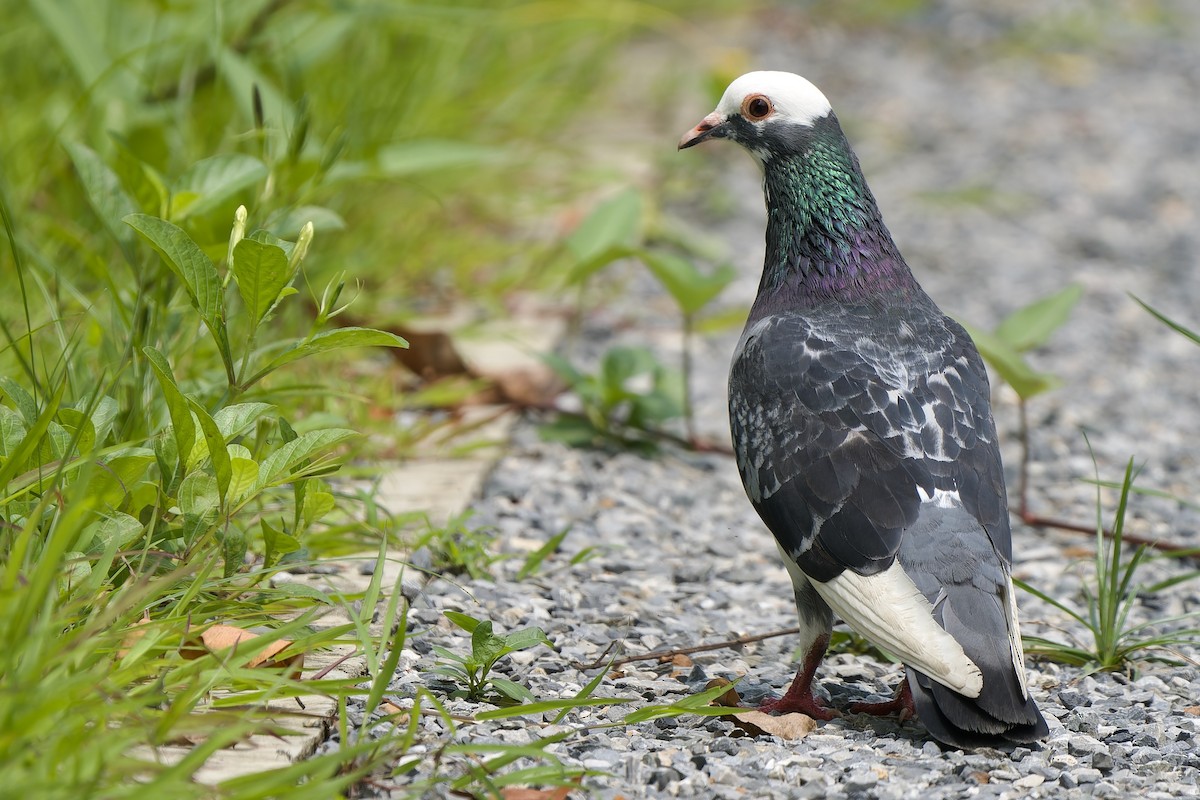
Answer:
755;115;919;313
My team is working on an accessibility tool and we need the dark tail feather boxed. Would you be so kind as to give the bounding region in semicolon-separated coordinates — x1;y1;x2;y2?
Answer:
908;586;1048;749
908;669;1048;750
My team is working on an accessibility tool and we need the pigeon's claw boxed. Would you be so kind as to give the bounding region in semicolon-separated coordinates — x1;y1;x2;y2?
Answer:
759;691;839;721
758;633;838;720
848;681;917;723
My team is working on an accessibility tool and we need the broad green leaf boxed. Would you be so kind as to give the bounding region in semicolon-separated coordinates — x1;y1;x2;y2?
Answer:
221;527;247;577
471;621;508;665
56;407;95;456
444;610;482;634
143;347;196;466
232;238;291;325
640;251;736;316
995;283;1082;352
124;214;224;329
261;518;302;568
376;140;506;177
488;676;535;703
0;407;26;460
961;325;1060;400
503;627;553;652
254;428;358;489
0;377;38;425
88;395;120;444
301;488;336;526
228;457;259;503
111;136;169;215
179;472;220;542
81;512;143;554
89;453;155;509
188;399;232;504
213;402;275;440
255;328;408;381
0;381;66;490
566;189;642;264
64;142;137;251
174;154;268;220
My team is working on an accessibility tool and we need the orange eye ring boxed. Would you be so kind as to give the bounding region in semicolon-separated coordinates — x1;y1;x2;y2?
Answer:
742;94;773;120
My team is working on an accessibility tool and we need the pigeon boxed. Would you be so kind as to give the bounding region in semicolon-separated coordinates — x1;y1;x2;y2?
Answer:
679;71;1048;749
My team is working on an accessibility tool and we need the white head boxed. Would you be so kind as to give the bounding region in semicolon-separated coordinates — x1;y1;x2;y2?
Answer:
679;71;834;156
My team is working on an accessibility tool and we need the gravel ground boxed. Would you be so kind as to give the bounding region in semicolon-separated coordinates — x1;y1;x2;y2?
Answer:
326;2;1200;797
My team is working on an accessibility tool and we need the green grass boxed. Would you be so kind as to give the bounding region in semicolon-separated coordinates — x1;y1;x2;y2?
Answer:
1018;457;1200;674
0;1;744;795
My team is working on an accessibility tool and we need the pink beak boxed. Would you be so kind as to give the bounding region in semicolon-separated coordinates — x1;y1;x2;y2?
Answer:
678;111;725;150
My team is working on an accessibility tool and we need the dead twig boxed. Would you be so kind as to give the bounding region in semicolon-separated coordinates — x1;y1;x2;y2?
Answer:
572;627;800;671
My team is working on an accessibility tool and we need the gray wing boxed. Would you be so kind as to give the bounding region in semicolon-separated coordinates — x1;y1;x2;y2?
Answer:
728;304;1009;582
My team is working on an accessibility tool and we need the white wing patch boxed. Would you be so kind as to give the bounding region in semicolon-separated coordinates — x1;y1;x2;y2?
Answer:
812;561;984;697
1004;572;1030;699
918;486;961;509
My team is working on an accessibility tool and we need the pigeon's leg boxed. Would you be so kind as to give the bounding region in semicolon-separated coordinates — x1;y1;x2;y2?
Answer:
759;633;837;720
760;562;836;720
848;680;916;722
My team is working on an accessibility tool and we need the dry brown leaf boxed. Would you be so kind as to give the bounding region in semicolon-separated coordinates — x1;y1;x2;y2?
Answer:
476;363;563;407
183;624;304;671
390;326;471;380
729;710;816;740
705;677;742;708
117;617;154;659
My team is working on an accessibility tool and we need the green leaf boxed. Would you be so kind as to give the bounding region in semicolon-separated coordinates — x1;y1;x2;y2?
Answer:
516;528;569;580
995;284;1082;352
487;676;535;703
639;251;736;316
254;428;358;489
257;328;408;377
124;214;224;329
188;399;232;505
961;325;1059;400
173;154;268;220
232;238;291;326
64;142;137;251
502;626;553;653
227;457;259;503
80;512;144;554
213;402;275;440
179;472;220;542
143;347;197;467
1133;296;1200;347
56;407;95;457
0;377;39;425
89;453;155;508
566;189;642;265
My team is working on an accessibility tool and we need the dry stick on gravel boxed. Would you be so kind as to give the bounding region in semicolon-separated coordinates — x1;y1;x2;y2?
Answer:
572;627;802;671
1014;400;1199;562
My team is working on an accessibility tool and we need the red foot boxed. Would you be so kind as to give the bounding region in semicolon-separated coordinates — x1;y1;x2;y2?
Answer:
849;681;916;723
759;691;838;720
758;633;838;720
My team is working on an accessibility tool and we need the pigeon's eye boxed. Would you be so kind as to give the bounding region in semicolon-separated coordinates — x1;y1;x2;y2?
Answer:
743;95;772;120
